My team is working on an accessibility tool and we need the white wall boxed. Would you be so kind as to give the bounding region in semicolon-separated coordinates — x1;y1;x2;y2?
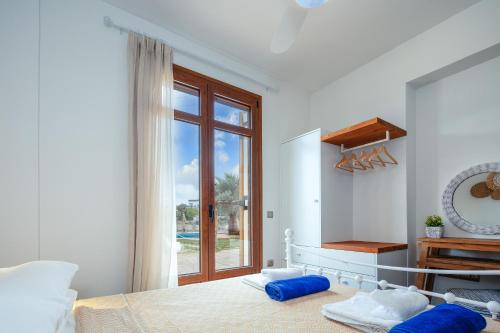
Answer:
309;0;500;266
0;0;309;297
415;55;500;295
415;56;500;239
0;0;40;267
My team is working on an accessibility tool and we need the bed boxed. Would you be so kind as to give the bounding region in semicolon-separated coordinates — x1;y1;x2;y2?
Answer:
74;276;500;333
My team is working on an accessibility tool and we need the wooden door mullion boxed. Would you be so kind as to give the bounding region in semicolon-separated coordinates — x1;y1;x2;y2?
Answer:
207;83;216;281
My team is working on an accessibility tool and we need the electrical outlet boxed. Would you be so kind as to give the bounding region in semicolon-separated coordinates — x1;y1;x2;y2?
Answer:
266;211;274;218
266;259;274;267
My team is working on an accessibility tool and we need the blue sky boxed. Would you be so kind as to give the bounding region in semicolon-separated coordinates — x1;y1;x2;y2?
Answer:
173;89;247;205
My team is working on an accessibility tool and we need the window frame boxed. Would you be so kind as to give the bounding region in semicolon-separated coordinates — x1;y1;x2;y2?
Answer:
173;65;262;285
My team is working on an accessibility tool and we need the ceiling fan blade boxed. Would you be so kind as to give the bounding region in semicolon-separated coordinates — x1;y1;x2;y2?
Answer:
270;5;308;54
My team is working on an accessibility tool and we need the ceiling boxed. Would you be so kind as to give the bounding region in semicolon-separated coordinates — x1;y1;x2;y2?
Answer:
103;0;480;91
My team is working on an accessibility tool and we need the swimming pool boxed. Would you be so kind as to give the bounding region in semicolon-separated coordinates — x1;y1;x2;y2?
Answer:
177;232;200;239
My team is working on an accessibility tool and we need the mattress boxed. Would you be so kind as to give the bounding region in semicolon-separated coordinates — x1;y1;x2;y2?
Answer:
75;277;500;333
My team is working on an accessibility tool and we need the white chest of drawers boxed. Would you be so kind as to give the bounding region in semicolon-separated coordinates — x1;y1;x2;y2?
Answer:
291;244;408;291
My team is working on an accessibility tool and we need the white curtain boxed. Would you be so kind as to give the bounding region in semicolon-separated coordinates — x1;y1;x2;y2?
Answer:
128;32;177;292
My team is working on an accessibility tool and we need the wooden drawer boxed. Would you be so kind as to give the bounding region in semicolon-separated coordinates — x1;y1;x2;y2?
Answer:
318;248;377;277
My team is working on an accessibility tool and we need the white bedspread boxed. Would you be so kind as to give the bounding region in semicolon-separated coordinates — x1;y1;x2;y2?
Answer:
75;277;359;333
75;277;500;333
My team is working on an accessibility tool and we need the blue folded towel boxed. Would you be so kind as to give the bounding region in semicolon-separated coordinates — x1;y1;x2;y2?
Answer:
264;275;330;302
389;303;486;333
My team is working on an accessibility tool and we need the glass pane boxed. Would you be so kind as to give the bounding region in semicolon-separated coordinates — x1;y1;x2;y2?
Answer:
214;96;250;128
174;120;201;275
173;83;200;115
214;129;251;270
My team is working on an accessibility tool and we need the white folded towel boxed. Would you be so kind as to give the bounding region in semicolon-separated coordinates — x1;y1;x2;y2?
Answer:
369;288;429;321
261;268;303;281
321;310;393;333
241;274;271;291
322;289;429;333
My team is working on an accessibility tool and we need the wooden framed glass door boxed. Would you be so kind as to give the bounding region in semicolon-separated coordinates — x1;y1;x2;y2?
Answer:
173;65;262;285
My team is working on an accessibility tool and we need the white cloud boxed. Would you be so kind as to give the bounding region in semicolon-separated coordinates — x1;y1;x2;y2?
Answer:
175;159;199;204
217;111;244;126
214;131;226;148
176;184;199;205
215;131;225;139
231;164;240;176
226;111;239;125
217;150;229;163
215;139;226;148
176;159;199;184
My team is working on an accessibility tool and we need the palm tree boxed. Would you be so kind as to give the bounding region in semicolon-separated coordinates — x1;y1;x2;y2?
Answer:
215;173;241;235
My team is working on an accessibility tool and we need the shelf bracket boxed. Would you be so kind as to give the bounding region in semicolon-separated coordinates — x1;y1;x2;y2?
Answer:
340;130;390;153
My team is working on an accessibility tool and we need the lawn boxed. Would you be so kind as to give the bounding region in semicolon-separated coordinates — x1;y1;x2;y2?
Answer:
177;235;241;253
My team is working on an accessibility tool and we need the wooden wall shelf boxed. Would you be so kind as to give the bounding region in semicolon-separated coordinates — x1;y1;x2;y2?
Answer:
321;117;407;149
322;240;408;253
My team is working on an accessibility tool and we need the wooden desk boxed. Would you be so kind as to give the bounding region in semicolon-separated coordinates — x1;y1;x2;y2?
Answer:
416;237;500;291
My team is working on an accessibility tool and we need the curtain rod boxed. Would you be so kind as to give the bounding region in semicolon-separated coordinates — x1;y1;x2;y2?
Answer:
103;16;279;93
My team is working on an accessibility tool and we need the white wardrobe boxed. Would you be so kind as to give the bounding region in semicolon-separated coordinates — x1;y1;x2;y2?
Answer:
279;128;407;290
280;128;353;249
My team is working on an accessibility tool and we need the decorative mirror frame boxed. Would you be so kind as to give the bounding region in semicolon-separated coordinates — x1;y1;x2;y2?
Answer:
442;162;500;235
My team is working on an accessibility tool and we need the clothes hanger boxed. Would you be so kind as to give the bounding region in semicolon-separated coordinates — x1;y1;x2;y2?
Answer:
336;153;366;172
335;155;354;172
367;147;386;167
350;153;367;171
335;154;353;173
376;145;398;165
358;150;374;169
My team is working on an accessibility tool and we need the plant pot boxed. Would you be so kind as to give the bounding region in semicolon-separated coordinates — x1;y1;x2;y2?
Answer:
426;226;443;238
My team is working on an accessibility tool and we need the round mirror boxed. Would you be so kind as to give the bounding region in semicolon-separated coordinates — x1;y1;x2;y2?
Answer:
442;163;500;235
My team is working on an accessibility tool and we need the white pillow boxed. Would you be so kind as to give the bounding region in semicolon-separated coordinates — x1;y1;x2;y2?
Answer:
58;316;76;333
0;261;79;333
56;289;78;333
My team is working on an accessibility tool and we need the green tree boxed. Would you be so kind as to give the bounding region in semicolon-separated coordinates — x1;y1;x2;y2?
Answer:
215;173;241;235
176;204;198;221
176;203;188;221
185;207;198;221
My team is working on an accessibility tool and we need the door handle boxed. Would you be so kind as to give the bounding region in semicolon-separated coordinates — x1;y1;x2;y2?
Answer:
208;204;214;221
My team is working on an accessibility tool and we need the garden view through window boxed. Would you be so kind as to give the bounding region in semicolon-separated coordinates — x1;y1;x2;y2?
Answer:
174;120;201;275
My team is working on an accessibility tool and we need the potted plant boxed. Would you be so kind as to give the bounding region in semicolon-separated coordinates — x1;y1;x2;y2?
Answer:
425;215;444;238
